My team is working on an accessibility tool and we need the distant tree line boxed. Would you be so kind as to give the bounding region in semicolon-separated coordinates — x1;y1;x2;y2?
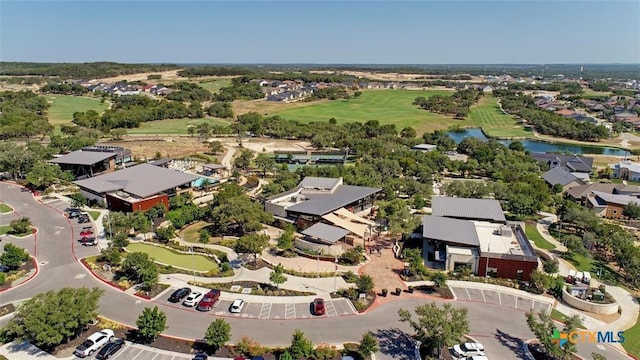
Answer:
413;88;482;118
310;86;349;100
178;67;359;83
214;77;264;101
507;82;583;95
495;89;610;141
0;91;53;140
0;62;178;79
165;82;213;102
41;83;89;95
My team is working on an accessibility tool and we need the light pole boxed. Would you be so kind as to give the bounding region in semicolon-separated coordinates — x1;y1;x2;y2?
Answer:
106;212;113;243
333;256;338;293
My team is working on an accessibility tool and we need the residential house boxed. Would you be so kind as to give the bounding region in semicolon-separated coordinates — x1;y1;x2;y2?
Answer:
610;160;640;181
411;144;437;152
542;166;585;191
565;183;640;203
585;191;640;218
530;153;593;175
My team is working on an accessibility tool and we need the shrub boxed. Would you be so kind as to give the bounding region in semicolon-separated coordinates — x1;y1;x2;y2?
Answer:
0;272;5;286
342;271;358;283
314;343;338;360
340;246;365;265
543;258;559;273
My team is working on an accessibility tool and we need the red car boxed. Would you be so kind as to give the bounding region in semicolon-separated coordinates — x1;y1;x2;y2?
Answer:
80;229;94;237
311;298;325;316
196;289;220;312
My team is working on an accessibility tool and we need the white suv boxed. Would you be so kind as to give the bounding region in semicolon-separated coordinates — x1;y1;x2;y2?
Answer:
74;329;114;357
451;342;485;358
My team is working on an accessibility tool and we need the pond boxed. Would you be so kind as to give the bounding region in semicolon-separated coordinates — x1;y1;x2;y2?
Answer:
446;128;630;156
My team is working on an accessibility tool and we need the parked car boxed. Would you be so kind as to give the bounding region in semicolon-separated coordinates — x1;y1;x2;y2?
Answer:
74;329;114;358
80;229;94;237
450;342;485;358
229;299;245;313
566;269;576;284
68;211;82;219
95;338;125;360
311;298;325;315
79;236;97;246
183;291;204;307
77;217;90;224
192;354;208;360
196;289;221;312
168;287;192;303
461;356;489;360
583;271;591;285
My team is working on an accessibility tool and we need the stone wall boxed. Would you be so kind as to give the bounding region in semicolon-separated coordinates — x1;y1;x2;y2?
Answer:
561;287;620;315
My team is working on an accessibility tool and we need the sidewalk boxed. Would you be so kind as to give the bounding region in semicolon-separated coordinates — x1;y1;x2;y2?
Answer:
0;341;73;360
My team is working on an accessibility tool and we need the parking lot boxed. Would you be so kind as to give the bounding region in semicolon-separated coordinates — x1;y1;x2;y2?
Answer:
82;342;201;360
162;288;358;320
44;199;101;260
449;285;553;315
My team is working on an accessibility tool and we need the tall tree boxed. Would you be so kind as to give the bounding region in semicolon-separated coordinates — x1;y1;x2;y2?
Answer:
234;233;270;262
526;311;581;360
121;252;159;290
358;331;379;358
204;318;231;351
208;140;224;154
254;153;276;177
135;306;167;343
269;263;288;289
288;329;314;360
0;243;30;269
398;302;469;356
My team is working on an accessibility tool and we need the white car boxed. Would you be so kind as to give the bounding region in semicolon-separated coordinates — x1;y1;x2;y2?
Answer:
183;291;203;307
229;299;245;313
462;356;489;360
451;342;485;358
74;329;114;357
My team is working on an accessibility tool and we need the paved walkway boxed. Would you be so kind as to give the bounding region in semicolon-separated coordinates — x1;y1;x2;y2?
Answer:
358;234;406;294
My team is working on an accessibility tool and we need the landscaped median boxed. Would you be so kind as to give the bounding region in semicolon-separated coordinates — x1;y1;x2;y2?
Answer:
0;203;14;214
126;242;219;273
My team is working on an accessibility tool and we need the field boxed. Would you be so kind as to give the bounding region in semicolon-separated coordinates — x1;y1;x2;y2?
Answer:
273;89;457;134
524;223;556;250
125;118;230;135
466;96;531;138
126;242;218;272
197;78;232;93
45;95;109;126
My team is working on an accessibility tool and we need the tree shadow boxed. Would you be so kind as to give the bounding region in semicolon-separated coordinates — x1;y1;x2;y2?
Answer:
494;328;528;360
373;328;414;359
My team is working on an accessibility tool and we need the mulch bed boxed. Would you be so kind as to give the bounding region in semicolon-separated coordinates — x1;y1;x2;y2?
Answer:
0;303;15;317
0;258;36;292
243;259;271;270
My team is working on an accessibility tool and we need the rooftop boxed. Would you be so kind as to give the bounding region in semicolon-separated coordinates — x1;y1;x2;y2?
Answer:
302;222;350;244
530;153;593;173
287;185;381;216
50;150;116;166
431;196;506;223
74;164;199;199
542;166;582;186
611;161;640;174
299;177;341;191
422;216;479;247
566;183;640;199
473;221;534;257
589;190;640;207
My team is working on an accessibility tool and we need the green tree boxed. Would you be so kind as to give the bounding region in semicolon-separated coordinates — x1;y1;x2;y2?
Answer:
208;141;224;154
398;302;469;357
431;272;447;288
100;245;121;265
199;229;210;244
234;233;270;262
109;128;127;140
25;162;72;189
204;318;231;351
0;287;103;350
254;153;276;177
233;148;254;170
288;329;314;360
135;306;167;343
9;217;31;235
121;252;159;290
356;274;375;293
277;225;295;251
155;225;176;243
280;350;293;360
358;331;379;358
0;243;29;269
269;263;288;289
400;126;417;138
526;310;579;360
623;202;640;219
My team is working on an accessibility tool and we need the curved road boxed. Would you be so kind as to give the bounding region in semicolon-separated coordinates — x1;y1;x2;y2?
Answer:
0;183;631;359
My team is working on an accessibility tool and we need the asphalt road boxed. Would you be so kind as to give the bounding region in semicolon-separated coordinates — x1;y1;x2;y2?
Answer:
0;182;632;360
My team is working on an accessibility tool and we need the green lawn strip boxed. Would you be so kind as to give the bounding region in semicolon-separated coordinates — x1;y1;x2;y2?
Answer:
126;242;218;272
45;95;109;126
0;226;12;235
551;309;587;329
466;96;531;138
623;312;640;358
197;78;232;93
181;221;209;243
86;210;100;221
274;89;457;135
126;117;230;134
0;203;13;214
525;223;556;250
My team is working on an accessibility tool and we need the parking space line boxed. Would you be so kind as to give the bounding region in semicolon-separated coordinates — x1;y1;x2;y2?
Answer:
465;287;471;300
285;303;296;319
110;347;126;360
531;300;536;310
325;301;338;317
151;353;159;360
259;303;272;319
480;289;486;303
515;296;518;309
130;349;145;360
498;291;501;305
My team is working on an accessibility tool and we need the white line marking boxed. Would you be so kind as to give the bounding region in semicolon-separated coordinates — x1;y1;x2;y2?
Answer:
325;301;338;317
285;303;296;319
480;289;486;303
259;303;272;319
515;296;518;309
498;291;502;305
130;349;145;360
465;287;471;300
531;300;535;310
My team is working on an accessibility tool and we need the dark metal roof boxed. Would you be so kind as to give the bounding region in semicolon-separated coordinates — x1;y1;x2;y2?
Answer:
299;177;341;190
530;153;593;173
302;223;350;244
148;158;173;166
287;185;381;216
74;164;199;198
50;151;116;166
542;167;581;186
431;196;506;223
422;216;479;247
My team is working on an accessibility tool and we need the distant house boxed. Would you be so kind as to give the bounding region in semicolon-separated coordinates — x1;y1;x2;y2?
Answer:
610;160;640;181
565;183;640;203
481;85;493;93
542;167;585;191
585;191;640;218
530;153;593;174
411;144;437;152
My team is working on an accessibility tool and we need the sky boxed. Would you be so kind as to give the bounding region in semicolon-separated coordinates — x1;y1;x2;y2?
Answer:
1;0;639;64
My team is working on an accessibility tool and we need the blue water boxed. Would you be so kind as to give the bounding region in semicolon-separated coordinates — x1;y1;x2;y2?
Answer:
446;129;630;156
192;177;218;188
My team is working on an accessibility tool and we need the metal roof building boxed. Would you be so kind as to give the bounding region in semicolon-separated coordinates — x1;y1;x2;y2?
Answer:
431;196;506;223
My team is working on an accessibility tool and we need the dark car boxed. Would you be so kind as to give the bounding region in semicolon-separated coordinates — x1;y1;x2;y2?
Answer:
168;287;192;303
68;211;82;219
311;298;325;315
192;354;208;360
196;289;221;312
77;217;90;224
95;339;125;360
79;236;97;246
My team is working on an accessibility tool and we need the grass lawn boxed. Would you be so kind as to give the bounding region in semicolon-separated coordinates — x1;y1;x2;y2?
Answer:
466;96;532;138
87;210;100;221
623;313;640;358
45;95;109;127
0;203;13;214
274;89;458;135
126;118;230;135
181;221;210;243
126;242;218;272
0;226;12;235
525;223;556;250
198;78;232;93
